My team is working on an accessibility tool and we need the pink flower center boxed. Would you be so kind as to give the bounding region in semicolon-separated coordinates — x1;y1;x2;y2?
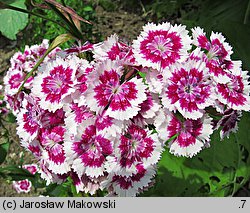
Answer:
168;116;202;147
41;65;74;103
140;30;182;68
94;70;138;111
166;68;210;112
72;125;112;167
119;125;154;168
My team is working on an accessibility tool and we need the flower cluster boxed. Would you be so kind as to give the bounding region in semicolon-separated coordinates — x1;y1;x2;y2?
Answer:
4;22;250;196
12;164;38;193
3;39;60;115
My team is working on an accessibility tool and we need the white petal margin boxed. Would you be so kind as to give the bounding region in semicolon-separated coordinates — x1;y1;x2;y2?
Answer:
93;34;119;61
85;60;123;112
42;150;71;175
191;26;207;46
101;165;156;197
132;22;192;71
32;55;79;112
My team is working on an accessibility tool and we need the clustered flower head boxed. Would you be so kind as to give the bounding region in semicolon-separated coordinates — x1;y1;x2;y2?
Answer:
4;22;250;196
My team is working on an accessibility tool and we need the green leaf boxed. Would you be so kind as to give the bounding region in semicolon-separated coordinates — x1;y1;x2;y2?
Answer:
0;0;28;40
0;142;9;164
83;5;93;12
0;165;34;180
5;112;16;123
143;112;250;196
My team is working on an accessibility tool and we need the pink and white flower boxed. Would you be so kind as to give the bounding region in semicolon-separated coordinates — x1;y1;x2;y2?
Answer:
16;95;42;143
161;59;214;119
93;34;135;64
106;124;162;177
23;164;38;175
86;60;147;120
3;69;32;96
12;164;38;193
40;126;70;174
192;27;232;60
102;164;156;197
64;118;113;178
32;56;78;112
215;71;250;111
13;179;32;193
155;110;213;157
133;22;192;71
4;92;24;115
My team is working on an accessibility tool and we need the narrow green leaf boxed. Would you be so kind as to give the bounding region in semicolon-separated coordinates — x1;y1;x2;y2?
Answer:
0;142;9;164
17;33;73;94
0;165;34;181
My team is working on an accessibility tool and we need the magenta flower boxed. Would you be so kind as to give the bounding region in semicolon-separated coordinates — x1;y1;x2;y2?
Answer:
64;118;113;178
32;56;79;112
106;124;162;177
133;22;192;71
13;179;32;193
86;60;147;120
155;110;213;157
162;59;214;119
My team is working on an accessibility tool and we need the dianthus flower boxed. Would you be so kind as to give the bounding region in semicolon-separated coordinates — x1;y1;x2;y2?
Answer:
155;110;213;157
85;60;147;120
132;22;192;70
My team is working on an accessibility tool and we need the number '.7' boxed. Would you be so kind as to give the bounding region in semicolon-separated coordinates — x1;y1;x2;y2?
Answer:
241;200;246;208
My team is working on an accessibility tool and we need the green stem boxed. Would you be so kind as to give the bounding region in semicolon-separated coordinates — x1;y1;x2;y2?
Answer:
231;134;241;196
244;0;250;24
3;3;69;31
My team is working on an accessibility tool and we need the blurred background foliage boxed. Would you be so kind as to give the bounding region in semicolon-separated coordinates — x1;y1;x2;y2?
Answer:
0;0;250;197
